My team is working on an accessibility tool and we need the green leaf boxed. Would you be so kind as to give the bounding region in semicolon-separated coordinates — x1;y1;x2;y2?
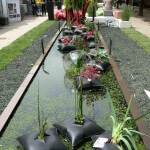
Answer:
123;135;138;150
123;128;132;136
118;137;132;150
130;130;150;138
110;115;117;134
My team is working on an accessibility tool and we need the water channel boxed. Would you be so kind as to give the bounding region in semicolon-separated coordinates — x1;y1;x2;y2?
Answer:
0;32;113;150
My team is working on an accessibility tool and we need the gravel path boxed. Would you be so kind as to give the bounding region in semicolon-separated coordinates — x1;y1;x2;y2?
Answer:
0;21;63;115
99;26;150;128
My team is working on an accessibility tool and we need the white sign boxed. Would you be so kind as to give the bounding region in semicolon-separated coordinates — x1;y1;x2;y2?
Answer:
93;137;108;148
7;0;21;23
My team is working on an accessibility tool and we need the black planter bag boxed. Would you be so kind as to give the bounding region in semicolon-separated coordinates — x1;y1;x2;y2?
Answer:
74;29;83;35
95;61;111;72
71;26;87;32
63;29;74;36
81;32;87;37
58;43;76;52
58;36;72;43
53;116;105;147
89;61;111;72
71;26;77;31
76;76;103;90
82;27;87;33
89;42;96;49
17;128;68;150
91;131;118;150
86;36;95;42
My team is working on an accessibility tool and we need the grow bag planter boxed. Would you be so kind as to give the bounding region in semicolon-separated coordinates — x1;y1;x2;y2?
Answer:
74;29;83;35
92;131;118;150
17;128;68;150
89;42;96;49
89;61;111;72
53;116;105;147
76;76;104;90
58;36;72;44
86;35;95;42
88;49;98;57
63;29;74;36
58;43;76;52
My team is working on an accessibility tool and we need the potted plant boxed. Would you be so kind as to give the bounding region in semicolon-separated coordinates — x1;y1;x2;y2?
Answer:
17;83;68;150
118;7;132;28
92;96;150;150
75;65;103;90
53;77;105;147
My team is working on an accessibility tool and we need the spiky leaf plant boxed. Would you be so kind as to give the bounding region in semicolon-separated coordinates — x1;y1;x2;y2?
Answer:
74;77;84;125
110;96;150;150
37;82;48;140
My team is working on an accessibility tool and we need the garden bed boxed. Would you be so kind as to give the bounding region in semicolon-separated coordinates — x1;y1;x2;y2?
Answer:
0;27;112;149
0;22;148;150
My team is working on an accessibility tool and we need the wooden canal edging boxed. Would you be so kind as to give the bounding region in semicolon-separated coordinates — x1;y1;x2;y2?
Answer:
94;23;150;150
0;21;66;134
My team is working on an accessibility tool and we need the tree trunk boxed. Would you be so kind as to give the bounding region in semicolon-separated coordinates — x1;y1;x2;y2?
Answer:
139;0;144;16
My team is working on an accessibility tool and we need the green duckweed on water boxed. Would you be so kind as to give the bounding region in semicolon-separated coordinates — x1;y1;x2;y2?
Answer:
0;34;112;150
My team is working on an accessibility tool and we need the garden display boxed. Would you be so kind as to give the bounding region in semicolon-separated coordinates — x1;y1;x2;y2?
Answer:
0;1;148;150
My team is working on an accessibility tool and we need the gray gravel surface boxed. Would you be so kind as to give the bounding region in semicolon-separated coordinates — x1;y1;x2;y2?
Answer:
99;26;150;128
0;21;63;115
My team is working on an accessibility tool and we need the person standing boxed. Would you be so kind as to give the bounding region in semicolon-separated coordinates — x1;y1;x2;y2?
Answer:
41;0;46;16
31;0;37;16
36;0;42;16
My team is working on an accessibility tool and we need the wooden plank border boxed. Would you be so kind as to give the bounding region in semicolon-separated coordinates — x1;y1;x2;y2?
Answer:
0;21;66;134
94;23;150;149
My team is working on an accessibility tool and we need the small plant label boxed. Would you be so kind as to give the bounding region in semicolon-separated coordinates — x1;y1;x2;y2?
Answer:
93;137;108;148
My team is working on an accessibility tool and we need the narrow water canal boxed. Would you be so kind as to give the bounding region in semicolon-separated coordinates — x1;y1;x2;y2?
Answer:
0;33;112;149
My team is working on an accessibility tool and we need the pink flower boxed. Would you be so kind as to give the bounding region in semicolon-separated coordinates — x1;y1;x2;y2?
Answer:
80;68;85;77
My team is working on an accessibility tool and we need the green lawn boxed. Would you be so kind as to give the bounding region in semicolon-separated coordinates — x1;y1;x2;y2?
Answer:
121;28;150;53
0;20;54;70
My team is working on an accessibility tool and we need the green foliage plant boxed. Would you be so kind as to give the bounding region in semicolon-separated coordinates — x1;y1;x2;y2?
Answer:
98;47;109;59
37;83;48;140
110;96;150;150
121;7;132;21
96;8;104;16
74;77;84;125
66;51;84;79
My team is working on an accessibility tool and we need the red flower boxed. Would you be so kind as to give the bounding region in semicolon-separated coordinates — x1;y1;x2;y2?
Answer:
80;65;100;82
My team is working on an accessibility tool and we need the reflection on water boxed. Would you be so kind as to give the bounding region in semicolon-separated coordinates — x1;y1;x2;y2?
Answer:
0;33;112;150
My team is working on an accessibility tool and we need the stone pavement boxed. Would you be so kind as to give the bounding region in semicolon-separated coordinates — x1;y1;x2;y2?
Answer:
130;9;150;38
0;15;48;50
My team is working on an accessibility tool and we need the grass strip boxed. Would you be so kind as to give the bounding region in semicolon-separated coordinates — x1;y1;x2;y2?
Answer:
0;20;54;70
121;28;150;53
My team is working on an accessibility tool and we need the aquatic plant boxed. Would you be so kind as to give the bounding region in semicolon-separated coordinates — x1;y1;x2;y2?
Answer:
80;65;100;82
110;96;150;150
74;78;84;124
37;83;48;140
